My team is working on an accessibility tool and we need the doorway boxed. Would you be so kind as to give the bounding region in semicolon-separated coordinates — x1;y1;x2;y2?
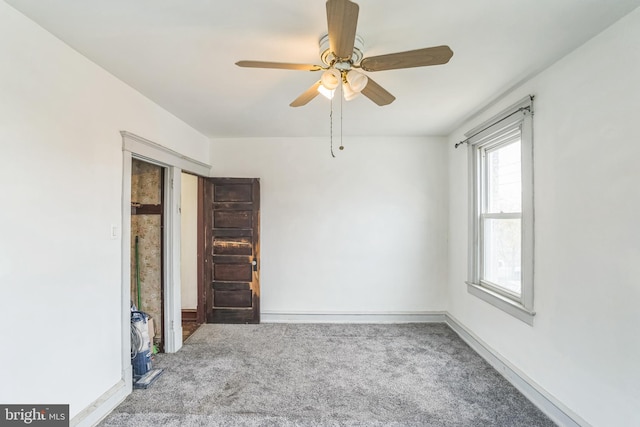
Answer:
180;172;203;340
130;158;165;352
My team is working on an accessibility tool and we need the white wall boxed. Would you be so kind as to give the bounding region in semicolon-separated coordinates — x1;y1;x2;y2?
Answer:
210;136;448;315
0;2;209;420
180;173;199;310
447;8;640;427
3;0;637;423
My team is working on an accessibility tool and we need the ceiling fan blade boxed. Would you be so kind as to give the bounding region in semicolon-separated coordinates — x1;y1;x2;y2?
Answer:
361;78;395;106
360;45;453;72
236;61;323;71
326;0;359;60
290;81;322;107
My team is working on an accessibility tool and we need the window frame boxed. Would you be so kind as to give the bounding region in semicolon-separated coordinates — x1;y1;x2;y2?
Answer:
466;96;535;325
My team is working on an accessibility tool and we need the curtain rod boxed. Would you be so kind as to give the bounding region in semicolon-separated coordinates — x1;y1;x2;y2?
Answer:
455;105;532;149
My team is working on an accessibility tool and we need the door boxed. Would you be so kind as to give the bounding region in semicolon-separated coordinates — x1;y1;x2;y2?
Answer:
204;178;260;323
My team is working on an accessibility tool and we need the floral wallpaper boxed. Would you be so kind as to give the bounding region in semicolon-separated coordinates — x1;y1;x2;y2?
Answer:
131;159;162;204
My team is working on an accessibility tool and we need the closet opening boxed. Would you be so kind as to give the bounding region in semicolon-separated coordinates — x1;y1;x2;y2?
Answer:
130;158;165;352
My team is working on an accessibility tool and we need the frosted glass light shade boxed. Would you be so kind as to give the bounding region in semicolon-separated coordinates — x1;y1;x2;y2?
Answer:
342;82;360;101
346;70;368;92
320;69;341;90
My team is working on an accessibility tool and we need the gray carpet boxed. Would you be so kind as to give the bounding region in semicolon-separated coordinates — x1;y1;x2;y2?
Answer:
100;323;556;426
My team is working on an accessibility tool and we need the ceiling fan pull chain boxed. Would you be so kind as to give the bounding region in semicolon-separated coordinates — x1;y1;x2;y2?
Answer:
339;85;344;151
330;94;335;158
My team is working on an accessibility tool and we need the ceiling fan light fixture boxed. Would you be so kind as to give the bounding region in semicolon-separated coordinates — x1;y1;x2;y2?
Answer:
342;82;360;101
320;69;341;90
346;70;368;92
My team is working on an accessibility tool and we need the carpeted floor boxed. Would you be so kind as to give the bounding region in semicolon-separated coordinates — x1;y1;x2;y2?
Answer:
100;323;556;426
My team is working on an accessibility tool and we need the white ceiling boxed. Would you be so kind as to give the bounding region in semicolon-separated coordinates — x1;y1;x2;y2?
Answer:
6;0;640;138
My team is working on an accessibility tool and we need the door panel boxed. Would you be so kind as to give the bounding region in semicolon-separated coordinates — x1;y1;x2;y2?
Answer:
214;183;253;202
213;237;253;255
213;290;252;307
204;178;260;324
212;282;250;291
213;263;253;282
214;210;252;228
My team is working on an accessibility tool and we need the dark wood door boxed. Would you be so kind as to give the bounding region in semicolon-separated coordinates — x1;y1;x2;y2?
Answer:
204;178;260;323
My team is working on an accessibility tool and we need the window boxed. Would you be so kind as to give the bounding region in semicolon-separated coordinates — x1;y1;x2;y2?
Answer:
466;96;535;325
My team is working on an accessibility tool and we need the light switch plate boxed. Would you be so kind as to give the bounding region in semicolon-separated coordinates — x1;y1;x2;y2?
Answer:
110;224;119;239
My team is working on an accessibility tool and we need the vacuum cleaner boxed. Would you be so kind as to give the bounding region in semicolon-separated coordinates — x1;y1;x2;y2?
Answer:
131;309;163;388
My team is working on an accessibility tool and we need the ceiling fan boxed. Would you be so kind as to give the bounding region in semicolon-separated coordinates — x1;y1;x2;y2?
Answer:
236;0;453;107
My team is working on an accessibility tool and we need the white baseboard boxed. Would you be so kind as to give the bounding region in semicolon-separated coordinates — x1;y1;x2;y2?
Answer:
261;311;447;324
445;314;589;427
71;367;132;427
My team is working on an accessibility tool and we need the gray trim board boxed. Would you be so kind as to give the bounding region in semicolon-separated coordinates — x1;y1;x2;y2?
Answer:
261;311;447;324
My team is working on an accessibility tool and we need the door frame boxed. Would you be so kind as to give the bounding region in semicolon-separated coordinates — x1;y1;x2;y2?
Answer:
120;131;210;387
197;176;207;324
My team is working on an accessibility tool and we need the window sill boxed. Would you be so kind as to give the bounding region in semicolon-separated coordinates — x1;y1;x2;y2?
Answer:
466;282;535;326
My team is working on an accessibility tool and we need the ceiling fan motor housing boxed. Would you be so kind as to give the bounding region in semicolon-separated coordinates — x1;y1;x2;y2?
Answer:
319;33;364;66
